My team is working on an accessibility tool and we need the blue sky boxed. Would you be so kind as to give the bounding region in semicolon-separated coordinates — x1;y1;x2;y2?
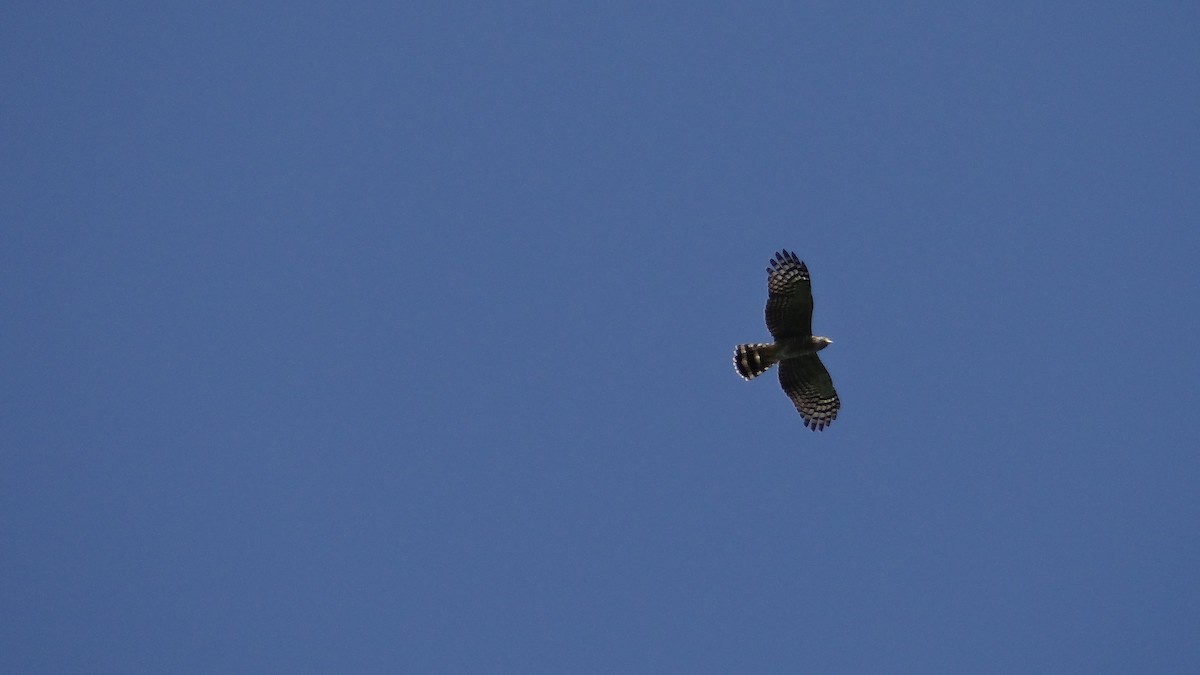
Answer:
3;2;1198;672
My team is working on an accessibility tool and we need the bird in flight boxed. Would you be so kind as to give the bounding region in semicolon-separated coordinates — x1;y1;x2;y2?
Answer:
734;250;840;430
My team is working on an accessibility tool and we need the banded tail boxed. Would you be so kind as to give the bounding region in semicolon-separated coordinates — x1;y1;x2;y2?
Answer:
734;343;778;380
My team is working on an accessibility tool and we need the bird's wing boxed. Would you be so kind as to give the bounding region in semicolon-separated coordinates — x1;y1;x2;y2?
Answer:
765;249;814;339
778;354;840;431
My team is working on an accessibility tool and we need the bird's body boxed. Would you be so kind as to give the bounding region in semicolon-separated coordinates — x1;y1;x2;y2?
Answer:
734;336;831;379
734;250;840;431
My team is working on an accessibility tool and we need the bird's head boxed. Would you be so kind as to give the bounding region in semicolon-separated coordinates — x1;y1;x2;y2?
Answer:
813;336;833;351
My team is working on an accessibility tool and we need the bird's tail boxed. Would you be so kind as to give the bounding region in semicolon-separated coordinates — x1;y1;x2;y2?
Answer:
734;343;778;380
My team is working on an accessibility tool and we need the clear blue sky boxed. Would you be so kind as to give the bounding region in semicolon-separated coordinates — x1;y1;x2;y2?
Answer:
3;3;1198;673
